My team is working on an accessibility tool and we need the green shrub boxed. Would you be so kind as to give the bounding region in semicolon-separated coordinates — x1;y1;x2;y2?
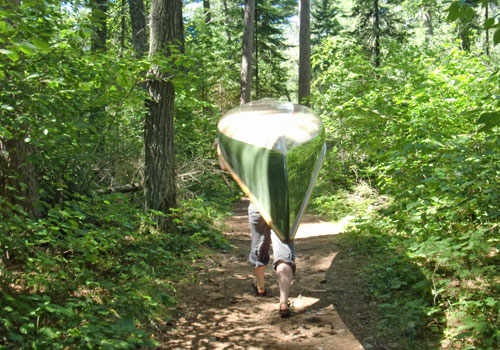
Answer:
0;193;230;349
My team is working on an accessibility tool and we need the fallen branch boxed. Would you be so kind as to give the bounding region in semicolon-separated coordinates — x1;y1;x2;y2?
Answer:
97;182;143;195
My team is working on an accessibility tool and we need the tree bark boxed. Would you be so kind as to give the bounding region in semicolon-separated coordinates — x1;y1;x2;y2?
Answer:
460;20;471;52
298;0;311;106
222;0;232;42
0;138;39;218
91;0;108;52
254;5;259;100
0;0;39;219
203;0;211;24
373;0;380;67
128;0;148;58
240;0;255;105
120;0;126;56
425;10;433;38
145;0;183;233
485;4;490;56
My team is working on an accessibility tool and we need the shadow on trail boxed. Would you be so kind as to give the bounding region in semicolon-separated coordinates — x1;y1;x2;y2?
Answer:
158;200;445;350
292;226;446;350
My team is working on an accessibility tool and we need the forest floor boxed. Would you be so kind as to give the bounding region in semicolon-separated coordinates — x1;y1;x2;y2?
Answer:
157;199;392;350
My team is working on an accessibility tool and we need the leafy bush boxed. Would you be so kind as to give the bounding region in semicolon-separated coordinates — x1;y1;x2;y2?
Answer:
0;194;229;349
312;38;500;348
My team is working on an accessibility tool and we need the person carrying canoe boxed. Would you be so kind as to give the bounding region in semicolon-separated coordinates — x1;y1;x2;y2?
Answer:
215;138;295;318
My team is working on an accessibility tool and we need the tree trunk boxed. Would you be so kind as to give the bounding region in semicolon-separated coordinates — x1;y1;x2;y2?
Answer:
145;0;184;233
485;4;490;56
425;10;433;38
128;0;148;58
254;5;259;100
0;0;39;219
203;0;211;24
0;138;39;218
91;0;108;52
298;0;311;106
373;0;380;67
120;0;126;56
460;20;471;52
222;0;232;42
240;0;255;105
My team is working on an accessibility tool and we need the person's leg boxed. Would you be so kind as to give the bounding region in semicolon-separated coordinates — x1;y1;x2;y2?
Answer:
248;203;271;295
255;265;266;293
271;232;295;316
276;262;293;311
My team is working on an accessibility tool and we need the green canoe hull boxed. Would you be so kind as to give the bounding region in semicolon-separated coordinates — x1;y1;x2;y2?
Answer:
217;100;325;242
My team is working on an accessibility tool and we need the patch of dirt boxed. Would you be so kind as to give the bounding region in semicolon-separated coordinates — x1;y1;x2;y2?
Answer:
157;199;389;350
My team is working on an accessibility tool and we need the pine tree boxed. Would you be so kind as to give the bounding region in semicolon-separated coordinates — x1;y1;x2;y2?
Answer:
311;0;341;47
351;0;406;67
253;0;295;100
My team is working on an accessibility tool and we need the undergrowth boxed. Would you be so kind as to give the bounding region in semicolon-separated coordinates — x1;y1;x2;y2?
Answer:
314;182;500;350
0;193;231;349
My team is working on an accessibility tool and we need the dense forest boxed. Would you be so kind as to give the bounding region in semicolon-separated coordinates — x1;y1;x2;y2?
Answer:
1;0;500;348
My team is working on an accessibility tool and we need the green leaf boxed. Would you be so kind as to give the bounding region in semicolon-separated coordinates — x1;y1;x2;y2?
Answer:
0;48;19;62
477;111;500;132
494;28;500;45
16;41;37;55
116;73;129;88
39;327;57;339
32;38;50;53
465;7;474;21
0;21;8;33
448;2;460;22
86;254;98;263
485;297;496;306
484;18;495;29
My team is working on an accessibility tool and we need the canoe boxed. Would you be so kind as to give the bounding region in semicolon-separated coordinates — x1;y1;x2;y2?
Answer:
217;99;326;242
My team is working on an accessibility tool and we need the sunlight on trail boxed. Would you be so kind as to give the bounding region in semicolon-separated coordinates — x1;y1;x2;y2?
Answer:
295;215;354;239
292;295;320;311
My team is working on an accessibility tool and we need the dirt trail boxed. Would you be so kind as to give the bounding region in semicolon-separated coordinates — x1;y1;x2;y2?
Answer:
158;199;385;350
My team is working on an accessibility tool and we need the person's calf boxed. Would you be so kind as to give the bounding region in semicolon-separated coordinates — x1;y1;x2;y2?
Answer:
276;262;293;305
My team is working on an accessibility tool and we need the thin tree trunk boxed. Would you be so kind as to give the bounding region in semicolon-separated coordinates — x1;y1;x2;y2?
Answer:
254;5;259;100
425;10;433;37
145;0;184;233
222;0;232;42
203;0;211;23
128;0;148;58
373;0;380;67
240;0;255;105
120;0;126;56
91;0;108;52
0;138;39;218
298;0;311;106
485;4;490;56
460;22;471;52
0;0;38;218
